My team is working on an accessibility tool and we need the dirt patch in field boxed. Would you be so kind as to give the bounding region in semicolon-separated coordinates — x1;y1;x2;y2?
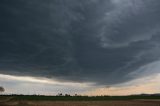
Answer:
1;100;160;106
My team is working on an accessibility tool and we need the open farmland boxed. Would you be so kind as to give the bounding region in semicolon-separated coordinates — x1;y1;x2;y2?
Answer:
1;100;160;106
1;95;160;106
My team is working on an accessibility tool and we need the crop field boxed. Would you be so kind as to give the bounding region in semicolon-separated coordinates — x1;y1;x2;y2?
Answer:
0;95;160;106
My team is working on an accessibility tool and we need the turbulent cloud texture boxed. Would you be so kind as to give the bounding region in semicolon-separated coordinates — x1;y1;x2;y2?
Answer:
0;0;160;85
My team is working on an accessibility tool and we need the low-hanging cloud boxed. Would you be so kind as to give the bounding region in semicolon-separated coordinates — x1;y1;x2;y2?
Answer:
0;0;160;85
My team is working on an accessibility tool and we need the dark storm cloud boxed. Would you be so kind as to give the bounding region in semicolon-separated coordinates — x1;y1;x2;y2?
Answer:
0;0;160;85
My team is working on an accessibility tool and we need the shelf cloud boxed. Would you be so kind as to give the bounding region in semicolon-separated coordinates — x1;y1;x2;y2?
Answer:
0;0;160;85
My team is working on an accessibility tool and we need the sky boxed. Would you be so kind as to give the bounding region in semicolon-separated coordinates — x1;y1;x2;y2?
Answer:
0;0;160;95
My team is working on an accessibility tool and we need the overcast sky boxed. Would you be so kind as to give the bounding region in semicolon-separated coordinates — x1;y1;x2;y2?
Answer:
0;0;160;95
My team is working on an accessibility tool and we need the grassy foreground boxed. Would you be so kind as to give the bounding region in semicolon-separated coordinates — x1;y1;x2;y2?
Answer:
1;95;160;106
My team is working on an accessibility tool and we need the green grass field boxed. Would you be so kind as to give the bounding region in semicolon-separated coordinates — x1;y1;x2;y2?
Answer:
1;95;160;106
1;95;160;101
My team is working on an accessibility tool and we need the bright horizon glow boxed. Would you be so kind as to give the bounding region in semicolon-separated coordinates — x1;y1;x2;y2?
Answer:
0;74;94;95
0;74;93;86
1;73;160;96
85;73;160;96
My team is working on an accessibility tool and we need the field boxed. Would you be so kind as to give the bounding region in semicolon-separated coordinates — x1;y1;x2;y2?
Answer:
1;95;160;106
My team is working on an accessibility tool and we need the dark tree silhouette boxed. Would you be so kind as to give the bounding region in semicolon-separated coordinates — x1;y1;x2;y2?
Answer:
65;94;71;96
57;93;63;96
0;86;5;93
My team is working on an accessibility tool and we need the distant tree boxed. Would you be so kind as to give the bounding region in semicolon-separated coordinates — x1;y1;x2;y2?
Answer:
75;94;78;96
65;94;70;96
57;93;63;96
74;94;81;96
0;86;5;93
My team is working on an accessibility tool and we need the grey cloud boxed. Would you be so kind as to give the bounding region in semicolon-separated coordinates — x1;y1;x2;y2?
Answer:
0;0;160;85
99;0;160;47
